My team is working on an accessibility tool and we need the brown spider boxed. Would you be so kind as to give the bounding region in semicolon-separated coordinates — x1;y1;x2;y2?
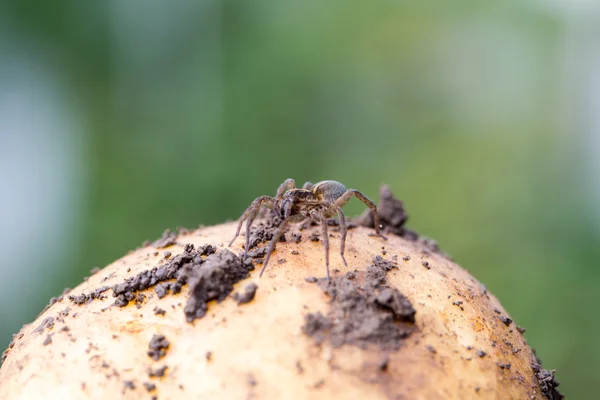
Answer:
228;179;387;279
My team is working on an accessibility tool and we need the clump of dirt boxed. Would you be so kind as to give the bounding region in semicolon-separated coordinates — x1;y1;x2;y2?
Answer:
356;185;444;255
147;334;170;361
303;256;416;350
144;382;156;392
356;185;408;235
152;229;178;249
233;283;258;305
532;354;564;400
110;244;216;307
148;365;168;378
68;286;110;305
123;380;135;390
499;315;513;327
57;242;253;325
33;317;55;334
184;250;252;322
245;209;286;251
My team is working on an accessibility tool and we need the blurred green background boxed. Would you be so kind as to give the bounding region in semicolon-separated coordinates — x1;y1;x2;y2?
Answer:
1;1;599;397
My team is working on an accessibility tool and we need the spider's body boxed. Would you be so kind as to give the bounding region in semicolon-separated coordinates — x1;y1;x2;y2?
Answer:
229;179;386;279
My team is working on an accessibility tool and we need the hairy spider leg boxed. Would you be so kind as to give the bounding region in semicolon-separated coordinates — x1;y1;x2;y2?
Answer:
229;195;275;257
337;208;348;266
332;189;388;240
302;181;314;190
275;178;297;200
243;209;260;257
259;218;291;278
321;220;331;280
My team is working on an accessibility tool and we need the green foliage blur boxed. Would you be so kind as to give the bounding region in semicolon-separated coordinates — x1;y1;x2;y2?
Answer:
1;1;598;397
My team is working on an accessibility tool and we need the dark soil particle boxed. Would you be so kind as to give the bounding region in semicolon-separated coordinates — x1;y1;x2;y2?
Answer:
244;210;286;251
422;261;430;269
233;283;258;305
154;283;170;299
184;249;253;322
135;293;146;308
313;379;325;389
147;334;170;361
43;287;71;313
247;247;266;259
43;335;53;346
498;362;511;370
144;382;156;392
302;256;415;350
517;325;526;334
305;277;317;283
124;381;135;390
356;185;445;256
532;363;564;400
426;345;437;354
499;315;513;326
148;365;168;378
309;233;320;242
476;350;486;358
153;307;166;316
109;243;217;308
303;312;331;344
152;229;178;249
452;300;464;311
33;317;55;334
378;355;390;371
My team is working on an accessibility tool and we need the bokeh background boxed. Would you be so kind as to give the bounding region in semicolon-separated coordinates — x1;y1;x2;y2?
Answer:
1;1;599;397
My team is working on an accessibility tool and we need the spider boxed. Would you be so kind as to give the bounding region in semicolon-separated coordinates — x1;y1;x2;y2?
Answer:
228;179;387;279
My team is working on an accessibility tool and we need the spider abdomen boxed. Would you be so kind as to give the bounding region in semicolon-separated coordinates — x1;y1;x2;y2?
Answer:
312;180;347;203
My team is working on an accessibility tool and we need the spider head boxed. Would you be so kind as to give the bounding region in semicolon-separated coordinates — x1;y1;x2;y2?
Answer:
275;189;320;220
276;197;295;219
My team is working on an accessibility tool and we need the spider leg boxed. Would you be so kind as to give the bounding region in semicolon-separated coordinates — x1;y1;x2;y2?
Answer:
243;209;260;256
229;196;274;257
302;181;314;190
275;178;297;200
321;220;331;280
259;218;291;278
337;208;348;267
332;189;387;240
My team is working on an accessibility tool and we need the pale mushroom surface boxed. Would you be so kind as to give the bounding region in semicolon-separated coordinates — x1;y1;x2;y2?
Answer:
0;219;559;400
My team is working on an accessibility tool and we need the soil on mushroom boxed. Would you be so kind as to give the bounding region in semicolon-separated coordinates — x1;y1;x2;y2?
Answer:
303;256;416;350
0;186;566;400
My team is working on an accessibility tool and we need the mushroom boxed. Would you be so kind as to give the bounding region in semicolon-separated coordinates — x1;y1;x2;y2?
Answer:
0;190;563;399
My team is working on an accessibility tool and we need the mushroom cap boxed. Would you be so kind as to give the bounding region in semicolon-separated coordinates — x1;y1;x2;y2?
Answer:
0;222;550;399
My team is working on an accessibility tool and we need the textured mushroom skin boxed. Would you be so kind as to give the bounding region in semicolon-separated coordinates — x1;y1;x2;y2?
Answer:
0;222;551;400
